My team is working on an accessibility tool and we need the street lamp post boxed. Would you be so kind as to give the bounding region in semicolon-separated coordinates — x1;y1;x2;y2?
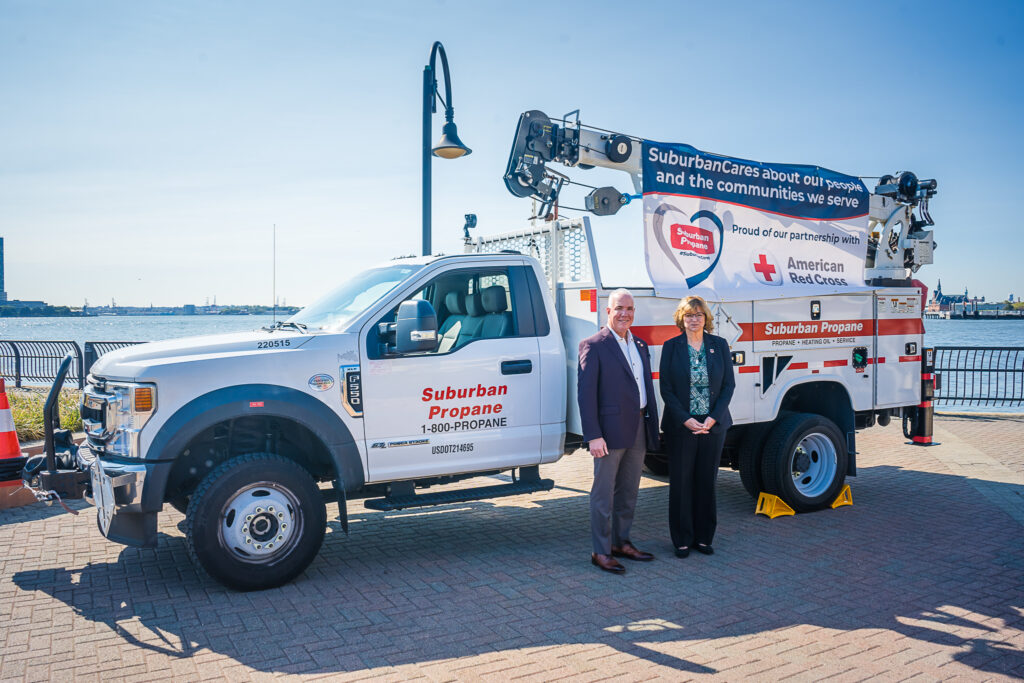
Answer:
422;41;471;256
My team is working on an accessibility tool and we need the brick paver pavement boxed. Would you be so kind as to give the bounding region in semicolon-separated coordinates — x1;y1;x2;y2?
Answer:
1;415;1022;681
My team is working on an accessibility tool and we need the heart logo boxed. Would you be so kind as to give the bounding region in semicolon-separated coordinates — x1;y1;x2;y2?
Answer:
652;203;724;289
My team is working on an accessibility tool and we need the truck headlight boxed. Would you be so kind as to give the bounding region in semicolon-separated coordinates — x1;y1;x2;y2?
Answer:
100;382;157;458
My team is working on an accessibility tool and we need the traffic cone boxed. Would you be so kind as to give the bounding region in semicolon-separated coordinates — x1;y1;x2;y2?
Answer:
0;377;27;487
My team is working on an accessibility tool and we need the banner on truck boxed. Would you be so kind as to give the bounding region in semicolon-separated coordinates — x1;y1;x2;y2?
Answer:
642;141;871;301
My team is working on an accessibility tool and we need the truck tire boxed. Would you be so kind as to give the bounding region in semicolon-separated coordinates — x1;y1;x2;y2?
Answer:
760;413;847;512
168;496;189;515
185;453;326;591
737;424;771;499
644;450;669;476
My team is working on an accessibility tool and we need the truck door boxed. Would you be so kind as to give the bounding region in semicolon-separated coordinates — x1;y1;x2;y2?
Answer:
359;263;543;482
874;289;924;408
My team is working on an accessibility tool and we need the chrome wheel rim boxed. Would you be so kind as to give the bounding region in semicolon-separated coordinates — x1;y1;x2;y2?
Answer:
790;432;838;498
218;482;303;564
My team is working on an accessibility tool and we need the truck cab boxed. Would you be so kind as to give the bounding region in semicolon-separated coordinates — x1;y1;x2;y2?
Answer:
31;252;566;591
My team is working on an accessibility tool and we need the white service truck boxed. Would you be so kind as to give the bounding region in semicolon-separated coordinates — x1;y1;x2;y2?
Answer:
24;110;938;591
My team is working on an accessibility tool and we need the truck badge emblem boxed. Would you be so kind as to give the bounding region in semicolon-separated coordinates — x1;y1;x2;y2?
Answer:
340;365;363;417
308;374;335;392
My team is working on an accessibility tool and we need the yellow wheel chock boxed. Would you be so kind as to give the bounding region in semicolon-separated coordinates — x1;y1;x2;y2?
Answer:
755;493;795;519
830;484;853;509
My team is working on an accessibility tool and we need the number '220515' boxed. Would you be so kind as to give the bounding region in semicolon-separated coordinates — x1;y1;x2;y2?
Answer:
257;339;291;349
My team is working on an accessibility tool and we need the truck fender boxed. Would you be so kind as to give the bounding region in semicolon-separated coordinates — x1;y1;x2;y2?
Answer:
142;384;364;512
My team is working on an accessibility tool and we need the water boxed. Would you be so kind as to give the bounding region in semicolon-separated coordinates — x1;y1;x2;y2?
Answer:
0;315;279;350
921;318;1024;348
3;314;1023;349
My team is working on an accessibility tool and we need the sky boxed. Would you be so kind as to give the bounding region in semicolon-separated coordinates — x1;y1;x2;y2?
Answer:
1;0;1022;307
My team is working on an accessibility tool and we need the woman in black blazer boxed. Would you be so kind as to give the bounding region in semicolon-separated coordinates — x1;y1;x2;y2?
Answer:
659;296;735;558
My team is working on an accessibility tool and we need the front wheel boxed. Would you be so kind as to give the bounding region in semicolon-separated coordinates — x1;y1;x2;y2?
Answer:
186;453;326;591
760;413;848;512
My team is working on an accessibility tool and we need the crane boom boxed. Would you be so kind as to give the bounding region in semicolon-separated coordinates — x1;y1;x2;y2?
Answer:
502;108;938;283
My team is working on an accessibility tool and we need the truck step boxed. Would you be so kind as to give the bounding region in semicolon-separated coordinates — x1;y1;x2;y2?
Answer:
364;467;553;511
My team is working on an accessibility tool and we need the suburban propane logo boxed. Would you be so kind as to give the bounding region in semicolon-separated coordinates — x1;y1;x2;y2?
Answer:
755;319;872;349
670;222;716;255
419;383;509;434
642;140;871;301
651;205;724;289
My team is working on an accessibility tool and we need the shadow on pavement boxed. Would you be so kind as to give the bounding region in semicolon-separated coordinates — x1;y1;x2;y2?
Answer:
11;465;1024;677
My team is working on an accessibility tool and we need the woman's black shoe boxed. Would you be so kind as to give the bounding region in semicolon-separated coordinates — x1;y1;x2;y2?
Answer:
695;544;714;555
674;546;690;558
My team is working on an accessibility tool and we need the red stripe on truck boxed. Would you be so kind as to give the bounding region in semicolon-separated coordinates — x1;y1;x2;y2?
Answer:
634;317;923;347
878;319;925;335
736;318;923;342
631;326;679;346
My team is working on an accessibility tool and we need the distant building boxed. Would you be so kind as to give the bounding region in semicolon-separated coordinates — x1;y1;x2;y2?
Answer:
925;280;1000;314
1;299;47;310
927;279;975;313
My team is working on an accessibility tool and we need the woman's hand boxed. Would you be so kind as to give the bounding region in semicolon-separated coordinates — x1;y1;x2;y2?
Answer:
684;418;708;434
701;416;716;432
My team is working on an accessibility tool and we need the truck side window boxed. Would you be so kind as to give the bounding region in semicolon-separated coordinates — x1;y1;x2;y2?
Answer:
367;266;532;359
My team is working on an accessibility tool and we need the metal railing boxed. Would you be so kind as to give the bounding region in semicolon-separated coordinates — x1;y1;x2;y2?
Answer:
0;340;84;388
0;340;144;389
933;346;1024;407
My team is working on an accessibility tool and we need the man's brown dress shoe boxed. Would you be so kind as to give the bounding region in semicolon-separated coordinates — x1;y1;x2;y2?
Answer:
611;542;655;562
591;553;626;574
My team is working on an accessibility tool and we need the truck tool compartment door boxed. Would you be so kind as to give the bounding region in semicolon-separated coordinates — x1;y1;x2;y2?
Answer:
752;294;875;419
360;264;543;481
874;289;924;408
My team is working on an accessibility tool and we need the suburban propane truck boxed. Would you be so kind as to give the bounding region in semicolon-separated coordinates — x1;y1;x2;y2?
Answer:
23;109;938;591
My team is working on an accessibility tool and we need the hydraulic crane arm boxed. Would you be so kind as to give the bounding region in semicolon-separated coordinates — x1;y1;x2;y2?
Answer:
502;108;939;281
503;110;641;218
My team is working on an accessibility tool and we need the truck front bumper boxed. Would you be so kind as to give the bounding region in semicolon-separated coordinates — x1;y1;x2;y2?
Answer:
24;443;165;548
80;445;161;547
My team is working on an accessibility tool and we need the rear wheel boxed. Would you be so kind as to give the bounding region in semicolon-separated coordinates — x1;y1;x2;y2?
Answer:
186;453;326;591
737;424;771;499
761;413;847;512
644;450;669;476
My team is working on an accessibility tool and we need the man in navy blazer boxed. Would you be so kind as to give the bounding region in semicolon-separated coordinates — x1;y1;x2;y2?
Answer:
577;289;660;574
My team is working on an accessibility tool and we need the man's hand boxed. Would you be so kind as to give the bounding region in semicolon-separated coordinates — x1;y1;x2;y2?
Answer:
589;437;609;458
684;418;708;434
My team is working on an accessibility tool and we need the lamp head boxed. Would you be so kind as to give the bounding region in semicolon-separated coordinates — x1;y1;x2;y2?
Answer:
432;121;471;159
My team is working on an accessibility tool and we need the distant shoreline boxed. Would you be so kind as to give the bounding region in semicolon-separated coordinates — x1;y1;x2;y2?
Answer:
0;307;301;318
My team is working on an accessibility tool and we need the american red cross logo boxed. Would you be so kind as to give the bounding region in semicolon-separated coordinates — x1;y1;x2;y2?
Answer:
754;254;776;281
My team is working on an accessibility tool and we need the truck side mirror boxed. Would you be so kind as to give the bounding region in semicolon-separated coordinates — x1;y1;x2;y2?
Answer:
395;300;438;354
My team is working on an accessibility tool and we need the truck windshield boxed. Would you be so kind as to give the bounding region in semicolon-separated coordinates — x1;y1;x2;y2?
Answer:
287;264;422;330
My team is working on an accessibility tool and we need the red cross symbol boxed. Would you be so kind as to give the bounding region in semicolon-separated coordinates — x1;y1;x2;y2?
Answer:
754;254;776;281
